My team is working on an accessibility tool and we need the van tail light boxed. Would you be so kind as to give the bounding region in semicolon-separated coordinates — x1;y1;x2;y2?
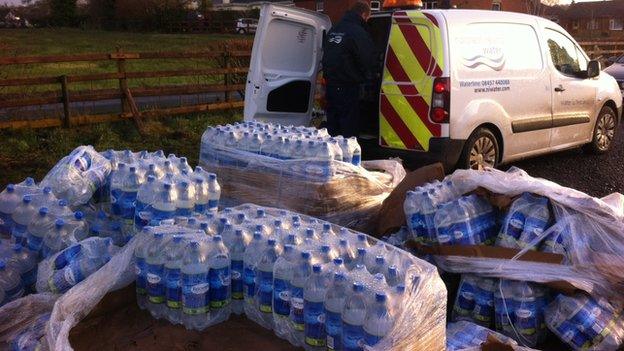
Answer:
430;77;450;124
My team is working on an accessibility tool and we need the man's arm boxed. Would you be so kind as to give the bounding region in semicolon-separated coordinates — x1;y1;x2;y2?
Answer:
351;30;376;80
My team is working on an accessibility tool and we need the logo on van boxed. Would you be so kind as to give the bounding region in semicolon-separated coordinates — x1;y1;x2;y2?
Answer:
462;46;506;71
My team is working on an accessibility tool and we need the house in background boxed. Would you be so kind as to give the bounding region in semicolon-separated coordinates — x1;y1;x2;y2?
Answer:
545;0;624;41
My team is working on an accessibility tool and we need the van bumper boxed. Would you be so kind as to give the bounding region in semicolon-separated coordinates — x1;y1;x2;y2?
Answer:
361;137;466;171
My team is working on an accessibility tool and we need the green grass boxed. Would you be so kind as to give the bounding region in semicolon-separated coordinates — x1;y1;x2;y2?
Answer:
0;111;242;190
0;28;251;93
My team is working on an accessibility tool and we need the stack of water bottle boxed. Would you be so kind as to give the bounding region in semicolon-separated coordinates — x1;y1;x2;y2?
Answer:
9;312;50;351
404;180;498;246
100;149;221;245
134;205;412;351
452;275;550;348
446;320;520;351
200;122;362;181
0;177;90;306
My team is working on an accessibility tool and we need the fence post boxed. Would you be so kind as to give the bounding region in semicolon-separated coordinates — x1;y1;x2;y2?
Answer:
60;75;71;128
116;47;129;115
223;45;231;102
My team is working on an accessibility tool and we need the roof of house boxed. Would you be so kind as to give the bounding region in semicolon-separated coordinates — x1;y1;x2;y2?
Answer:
546;0;624;19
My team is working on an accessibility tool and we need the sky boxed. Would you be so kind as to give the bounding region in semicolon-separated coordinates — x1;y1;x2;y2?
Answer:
0;0;603;7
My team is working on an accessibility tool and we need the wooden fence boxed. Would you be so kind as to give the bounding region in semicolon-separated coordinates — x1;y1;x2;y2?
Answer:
579;41;624;59
0;44;252;132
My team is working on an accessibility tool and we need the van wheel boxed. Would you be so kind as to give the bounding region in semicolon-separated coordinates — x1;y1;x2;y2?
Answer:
584;106;617;154
459;128;500;170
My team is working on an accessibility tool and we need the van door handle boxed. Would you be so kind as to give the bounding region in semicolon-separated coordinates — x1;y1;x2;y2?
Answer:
554;85;566;92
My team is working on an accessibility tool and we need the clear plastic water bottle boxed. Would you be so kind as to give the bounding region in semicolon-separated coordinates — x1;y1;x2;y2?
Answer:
338;239;355;269
513;282;546;346
144;163;163;180
229;229;247;315
291;251;313;343
472;277;496;327
164;236;185;324
193;178;210;215
42;219;72;259
181;241;210;331
453;275;479;321
369;256;386;275
350;137;362;167
11;195;36;246
385;265;402;287
207;174;220;213
26;207;51;255
146;232;167;319
135;175;157;231
32;186;55;210
324;272;348;351
435;198;476;246
304;264;329;350
7;244;37;291
518;196;551;249
0;184;20;236
342;282;367;351
135;228;152;310
364;293;394;347
150;183;177;225
174;181;194;217
244;232;264;315
119;166;143;239
494;280;515;336
48;250;111;294
110;162;127;216
208;235;231;324
0;260;24;305
257;238;279;329
273;244;296;339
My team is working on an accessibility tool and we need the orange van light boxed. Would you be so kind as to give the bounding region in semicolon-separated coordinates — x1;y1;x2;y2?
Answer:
382;0;423;9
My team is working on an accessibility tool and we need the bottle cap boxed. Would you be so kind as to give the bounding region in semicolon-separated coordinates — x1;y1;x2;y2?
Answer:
375;293;387;303
312;264;321;273
22;195;32;203
333;257;343;265
6;184;15;192
353;282;364;292
39;207;49;216
55;219;65;227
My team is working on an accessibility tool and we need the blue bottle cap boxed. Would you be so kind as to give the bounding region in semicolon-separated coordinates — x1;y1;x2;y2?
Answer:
6;184;15;193
213;235;223;242
118;163;126;169
58;199;68;207
375;256;385;264
154;232;164;239
188;218;198;225
208;174;217;181
189;241;200;249
147;175;155;183
257;209;265;217
334;272;346;281
321;245;330;253
306;228;314;237
194;177;203;184
55;219;65;227
129;166;137;173
0;261;5;269
301;251;311;259
195;166;204;173
235;229;243;237
274;220;282;227
180;157;188;163
74;211;84;220
43;187;52;194
200;222;209;231
180;181;189;189
396;285;406;294
22;195;32;203
284;244;293;252
39;207;49;216
220;217;228;224
163;183;172;190
253;232;262;240
25;177;35;186
323;223;331;231
357;248;366;256
388;265;398;275
353;282;364;292
333;257;343;265
339;239;348;246
268;239;277;247
375;293;387;303
358;234;367;242
312;264;322;273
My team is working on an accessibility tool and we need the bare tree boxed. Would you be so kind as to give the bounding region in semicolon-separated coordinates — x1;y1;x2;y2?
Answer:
526;0;562;16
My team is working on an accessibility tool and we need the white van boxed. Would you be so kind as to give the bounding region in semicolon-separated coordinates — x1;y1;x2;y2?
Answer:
244;4;623;170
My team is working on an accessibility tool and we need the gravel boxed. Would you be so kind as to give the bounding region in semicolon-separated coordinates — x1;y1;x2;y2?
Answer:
504;124;624;198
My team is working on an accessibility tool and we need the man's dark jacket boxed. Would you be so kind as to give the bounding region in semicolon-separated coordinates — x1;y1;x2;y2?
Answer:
322;10;375;86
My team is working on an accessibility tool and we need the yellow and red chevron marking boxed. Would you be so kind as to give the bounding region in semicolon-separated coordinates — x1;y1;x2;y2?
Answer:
380;11;445;151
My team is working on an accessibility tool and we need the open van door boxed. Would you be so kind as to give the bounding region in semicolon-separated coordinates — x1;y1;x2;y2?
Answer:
244;4;331;126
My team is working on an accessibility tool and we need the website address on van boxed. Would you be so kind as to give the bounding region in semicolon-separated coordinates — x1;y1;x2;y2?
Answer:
474;86;511;93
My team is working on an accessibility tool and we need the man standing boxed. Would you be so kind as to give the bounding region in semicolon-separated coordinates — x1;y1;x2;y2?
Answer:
322;1;375;138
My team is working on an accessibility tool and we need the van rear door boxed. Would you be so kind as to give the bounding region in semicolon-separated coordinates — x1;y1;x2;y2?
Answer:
244;4;331;126
379;10;447;152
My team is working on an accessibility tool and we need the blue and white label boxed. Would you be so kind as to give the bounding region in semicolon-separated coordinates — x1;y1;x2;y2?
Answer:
258;270;273;313
273;278;291;316
209;264;230;309
182;272;209;315
165;267;182;309
304;300;326;347
231;260;244;300
146;263;165;304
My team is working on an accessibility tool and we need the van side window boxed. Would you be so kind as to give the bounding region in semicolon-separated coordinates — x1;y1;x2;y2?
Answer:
545;29;587;76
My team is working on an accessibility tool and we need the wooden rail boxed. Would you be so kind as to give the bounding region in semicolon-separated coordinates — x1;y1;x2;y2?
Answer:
578;41;624;58
0;45;252;130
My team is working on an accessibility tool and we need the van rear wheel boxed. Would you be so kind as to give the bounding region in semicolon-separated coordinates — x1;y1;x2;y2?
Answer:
583;105;617;154
459;128;500;170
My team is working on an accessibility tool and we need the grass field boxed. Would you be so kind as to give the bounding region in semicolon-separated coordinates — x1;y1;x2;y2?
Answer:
0;28;246;188
0;111;242;189
0;28;251;93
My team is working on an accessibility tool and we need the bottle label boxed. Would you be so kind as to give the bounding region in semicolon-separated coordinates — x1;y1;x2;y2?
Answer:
231;260;244;300
146;263;165;304
209;265;230;309
135;257;146;295
325;310;342;350
473;301;494;322
291;286;304;330
352;154;361;166
21;266;37;287
455;288;476;316
182;272;209;315
243;265;256;300
165;267;182;309
110;189;122;215
49;265;82;294
342;321;365;351
208;199;219;211
54;244;82;270
273;278;291;316
515;307;537;335
27;233;44;252
120;192;138;220
176;207;193;217
258;270;273;313
194;203;208;214
304;300;326;347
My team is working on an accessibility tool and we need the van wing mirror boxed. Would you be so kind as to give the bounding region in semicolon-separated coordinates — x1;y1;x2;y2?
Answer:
587;60;600;78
